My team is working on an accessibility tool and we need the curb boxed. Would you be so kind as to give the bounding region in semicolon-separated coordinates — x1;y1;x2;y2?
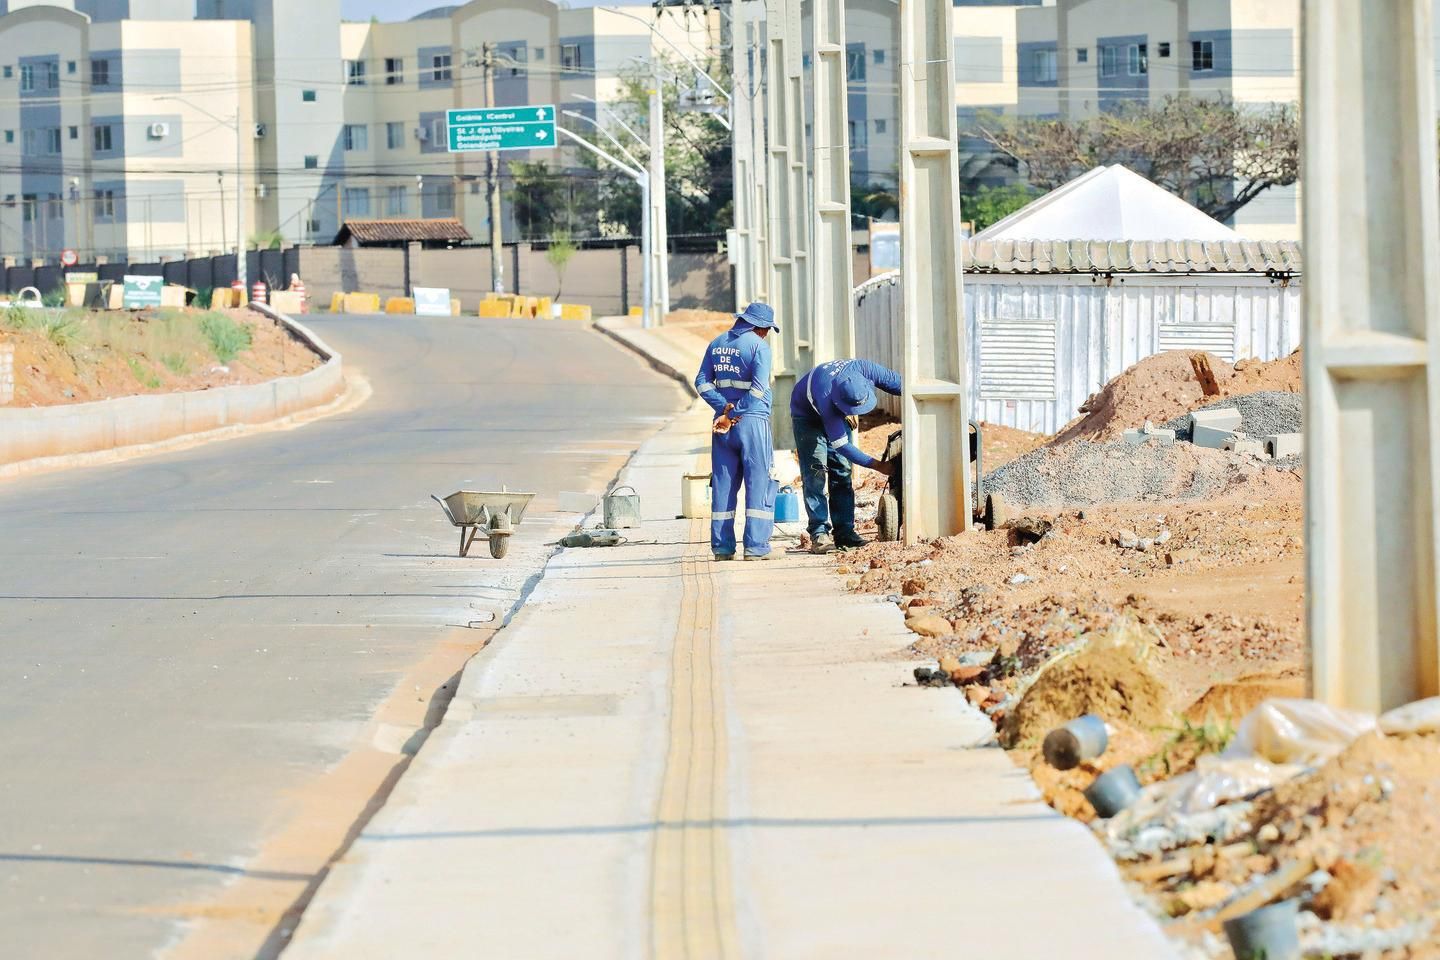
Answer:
592;318;692;389
0;304;347;477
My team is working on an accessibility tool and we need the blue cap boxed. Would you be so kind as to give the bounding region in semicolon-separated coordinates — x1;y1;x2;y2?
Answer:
736;301;778;330
834;371;877;416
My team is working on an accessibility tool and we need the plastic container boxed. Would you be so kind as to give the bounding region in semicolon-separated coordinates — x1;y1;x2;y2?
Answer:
1222;899;1300;960
1043;715;1109;771
1083;765;1142;819
603;485;641;529
681;474;711;519
774;485;801;523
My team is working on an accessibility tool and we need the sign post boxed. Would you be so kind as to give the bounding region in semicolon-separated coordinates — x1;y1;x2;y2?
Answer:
446;106;557;153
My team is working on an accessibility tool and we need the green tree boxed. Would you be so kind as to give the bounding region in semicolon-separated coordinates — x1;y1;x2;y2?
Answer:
962;184;1039;231
851;182;898;222
507;161;568;240
545;233;577;300
972;96;1298;223
247;228;284;250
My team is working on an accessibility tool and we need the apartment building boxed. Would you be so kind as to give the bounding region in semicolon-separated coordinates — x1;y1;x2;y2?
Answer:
0;0;717;262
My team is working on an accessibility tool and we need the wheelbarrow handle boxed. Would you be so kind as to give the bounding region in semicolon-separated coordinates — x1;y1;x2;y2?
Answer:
431;494;460;526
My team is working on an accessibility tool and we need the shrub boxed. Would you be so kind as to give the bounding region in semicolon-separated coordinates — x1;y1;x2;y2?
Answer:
194;286;214;309
199;311;252;363
42;287;66;308
127;356;162;389
160;352;190;375
40;312;84;350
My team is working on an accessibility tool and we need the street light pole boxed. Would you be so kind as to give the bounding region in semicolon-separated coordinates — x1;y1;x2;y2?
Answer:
648;75;668;321
159;95;244;288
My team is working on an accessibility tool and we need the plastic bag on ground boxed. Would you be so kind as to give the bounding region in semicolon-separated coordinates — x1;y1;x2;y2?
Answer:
1378;696;1440;736
1221;698;1376;766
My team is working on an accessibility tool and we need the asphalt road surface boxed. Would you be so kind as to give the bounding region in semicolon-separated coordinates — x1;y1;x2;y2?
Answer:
0;314;687;959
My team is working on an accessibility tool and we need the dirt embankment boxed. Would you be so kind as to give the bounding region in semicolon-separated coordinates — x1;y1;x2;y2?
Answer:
1;306;321;407
831;348;1440;957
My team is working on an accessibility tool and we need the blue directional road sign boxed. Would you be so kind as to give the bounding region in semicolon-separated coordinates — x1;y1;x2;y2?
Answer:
446;105;556;152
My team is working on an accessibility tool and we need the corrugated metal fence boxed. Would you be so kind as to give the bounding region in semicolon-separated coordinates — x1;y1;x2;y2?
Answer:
853;270;1303;433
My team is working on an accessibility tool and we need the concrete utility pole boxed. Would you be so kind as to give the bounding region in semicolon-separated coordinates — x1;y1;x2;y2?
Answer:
748;2;769;307
730;0;755;310
808;0;856;363
898;0;972;542
1302;0;1440;711
764;0;811;447
483;43;505;294
648;74;669;321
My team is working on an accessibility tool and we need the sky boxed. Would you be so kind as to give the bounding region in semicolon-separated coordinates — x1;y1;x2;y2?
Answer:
339;0;648;19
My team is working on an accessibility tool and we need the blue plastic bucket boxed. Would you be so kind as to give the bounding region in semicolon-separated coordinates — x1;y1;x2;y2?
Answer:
773;485;801;523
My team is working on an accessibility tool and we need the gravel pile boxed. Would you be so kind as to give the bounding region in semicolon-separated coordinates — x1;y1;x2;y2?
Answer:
1162;391;1303;441
984;439;1295;507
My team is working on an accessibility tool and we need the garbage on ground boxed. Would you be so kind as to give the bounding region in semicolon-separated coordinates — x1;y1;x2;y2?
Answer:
1043;714;1109;771
1084;764;1142;818
559;529;625;548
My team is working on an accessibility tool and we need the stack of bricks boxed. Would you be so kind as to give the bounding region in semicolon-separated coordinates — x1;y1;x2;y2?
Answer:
0;342;13;405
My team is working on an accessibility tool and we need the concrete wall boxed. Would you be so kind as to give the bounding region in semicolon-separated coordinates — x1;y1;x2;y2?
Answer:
298;243;728;315
0;306;343;468
0;342;13;405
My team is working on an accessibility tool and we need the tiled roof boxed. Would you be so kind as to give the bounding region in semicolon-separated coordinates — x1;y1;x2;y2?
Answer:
335;218;473;244
962;239;1302;275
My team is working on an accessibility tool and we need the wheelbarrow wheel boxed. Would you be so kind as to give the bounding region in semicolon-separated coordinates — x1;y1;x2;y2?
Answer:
488;534;510;559
876;491;900;542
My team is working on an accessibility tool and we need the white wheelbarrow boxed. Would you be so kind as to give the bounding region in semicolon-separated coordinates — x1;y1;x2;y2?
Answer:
431;488;536;559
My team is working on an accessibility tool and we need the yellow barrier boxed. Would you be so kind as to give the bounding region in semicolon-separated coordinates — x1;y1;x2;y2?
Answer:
385;297;415;314
343;292;382;314
483;291;501;302
628;306;643;318
478;299;510;318
508;296;529;319
558;303;593;322
450;298;463;316
329;291;345;313
537;296;553;319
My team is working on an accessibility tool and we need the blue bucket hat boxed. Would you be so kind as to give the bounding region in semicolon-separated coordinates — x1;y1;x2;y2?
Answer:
735;301;779;330
834;370;877;416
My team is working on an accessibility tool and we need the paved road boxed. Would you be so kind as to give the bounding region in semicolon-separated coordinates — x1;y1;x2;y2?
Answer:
0;314;686;959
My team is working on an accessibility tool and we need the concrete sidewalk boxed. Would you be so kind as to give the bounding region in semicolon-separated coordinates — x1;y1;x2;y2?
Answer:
284;389;1176;957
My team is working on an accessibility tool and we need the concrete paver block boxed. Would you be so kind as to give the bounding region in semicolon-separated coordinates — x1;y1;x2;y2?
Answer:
1192;424;1239;449
1189;407;1243;433
1264;433;1303;458
1122;421;1176;446
1222;434;1268;458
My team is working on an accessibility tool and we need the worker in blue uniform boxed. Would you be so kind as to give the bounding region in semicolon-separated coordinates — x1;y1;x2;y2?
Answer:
790;358;902;553
694;302;778;560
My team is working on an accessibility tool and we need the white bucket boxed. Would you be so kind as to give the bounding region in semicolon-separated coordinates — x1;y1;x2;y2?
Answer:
680;473;711;519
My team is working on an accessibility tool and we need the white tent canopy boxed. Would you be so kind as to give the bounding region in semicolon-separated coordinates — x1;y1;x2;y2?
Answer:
974;164;1242;242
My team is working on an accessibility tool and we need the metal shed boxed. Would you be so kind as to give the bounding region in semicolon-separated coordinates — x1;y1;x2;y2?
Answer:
854;238;1303;433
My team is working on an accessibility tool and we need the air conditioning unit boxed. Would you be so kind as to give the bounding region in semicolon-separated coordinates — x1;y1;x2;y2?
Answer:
414;125;429;142
254;123;267;139
147;121;169;139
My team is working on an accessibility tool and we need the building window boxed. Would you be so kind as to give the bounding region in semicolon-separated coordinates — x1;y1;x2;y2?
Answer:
93;124;114;151
46;127;61;154
1192;39;1214;72
1099;45;1119;78
91;58;110;86
1127;42;1148;76
848;118;867;147
46;193;61;218
345;59;366;85
2;66;10;79
22;194;35;222
386;120;404;149
2;130;10;143
46;61;59;88
343;187;371;217
386;184;407;216
873;49;885;65
385;57;404;84
306;218;322;235
1032;48;1057;83
1158;41;1171;58
501;45;526;76
846;48;866;81
22;129;37;155
303;154;318;169
302;89;317;102
96;188;116;220
428;115;446;143
874;118;886;134
68;125;78;140
560;43;581;71
343;123;368;151
19;64;34;92
1076;47;1088;63
434;182;455;214
431;53;452;82
67;60;76;74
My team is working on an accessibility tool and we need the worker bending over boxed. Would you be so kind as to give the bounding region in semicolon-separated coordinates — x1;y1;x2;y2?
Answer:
694;302;778;561
790;358;901;553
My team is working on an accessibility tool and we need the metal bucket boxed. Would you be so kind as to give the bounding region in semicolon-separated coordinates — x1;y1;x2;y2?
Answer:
1043;715;1109;771
774;485;801;523
681;473;711;519
603;485;641;529
1223;899;1301;960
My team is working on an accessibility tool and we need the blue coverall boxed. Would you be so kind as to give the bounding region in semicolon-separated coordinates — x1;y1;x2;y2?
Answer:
790;359;902;540
694;322;775;557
